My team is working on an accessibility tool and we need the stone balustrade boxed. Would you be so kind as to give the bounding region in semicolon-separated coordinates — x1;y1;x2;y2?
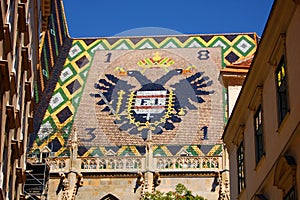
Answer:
45;155;222;173
155;156;221;171
47;157;69;172
80;156;144;172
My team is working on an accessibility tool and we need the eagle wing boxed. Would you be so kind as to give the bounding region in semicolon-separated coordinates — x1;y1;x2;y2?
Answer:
171;72;214;110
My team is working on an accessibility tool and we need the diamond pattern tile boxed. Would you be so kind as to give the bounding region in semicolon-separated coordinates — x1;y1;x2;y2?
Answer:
49;92;64;110
69;44;82;58
234;36;255;56
75;55;89;68
211;37;230;52
225;51;240;63
60;67;74;83
66;79;81;95
56;106;72;123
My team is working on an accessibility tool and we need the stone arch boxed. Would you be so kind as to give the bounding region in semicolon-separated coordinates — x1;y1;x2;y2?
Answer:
116;159;123;169
100;193;119;200
274;155;296;193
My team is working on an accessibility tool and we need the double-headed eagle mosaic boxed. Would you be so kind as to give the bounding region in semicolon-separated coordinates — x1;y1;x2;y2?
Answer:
91;52;214;140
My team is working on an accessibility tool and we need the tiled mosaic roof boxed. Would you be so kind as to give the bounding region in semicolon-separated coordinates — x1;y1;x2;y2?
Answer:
35;0;68;104
31;33;258;157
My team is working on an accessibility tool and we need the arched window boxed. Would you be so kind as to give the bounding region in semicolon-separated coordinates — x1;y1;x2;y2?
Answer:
211;157;219;168
116;159;123;169
100;193;119;200
187;159;192;168
99;159;106;169
126;159;133;169
157;159;164;169
90;159;97;169
81;159;88;169
192;158;200;168
166;159;173;168
202;158;209;168
108;159;115;169
58;159;66;169
50;159;58;169
175;158;182;169
182;160;188;169
134;159;142;169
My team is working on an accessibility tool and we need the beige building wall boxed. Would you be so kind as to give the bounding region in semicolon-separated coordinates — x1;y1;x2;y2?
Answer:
223;0;300;199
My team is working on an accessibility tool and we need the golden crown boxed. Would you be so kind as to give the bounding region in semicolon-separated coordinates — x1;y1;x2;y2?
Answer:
137;52;175;68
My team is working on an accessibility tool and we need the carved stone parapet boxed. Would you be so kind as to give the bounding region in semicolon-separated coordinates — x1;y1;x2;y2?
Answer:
155;156;222;171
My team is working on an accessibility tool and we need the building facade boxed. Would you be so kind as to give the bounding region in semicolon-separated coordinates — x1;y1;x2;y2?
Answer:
0;0;49;199
222;0;300;199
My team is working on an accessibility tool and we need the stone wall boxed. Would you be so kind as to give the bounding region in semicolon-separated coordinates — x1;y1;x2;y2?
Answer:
48;174;220;200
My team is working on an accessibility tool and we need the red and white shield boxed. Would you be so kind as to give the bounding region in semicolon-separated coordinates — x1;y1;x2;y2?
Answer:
134;90;167;120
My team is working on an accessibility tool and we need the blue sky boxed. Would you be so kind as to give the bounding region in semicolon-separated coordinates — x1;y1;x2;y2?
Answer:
63;0;274;38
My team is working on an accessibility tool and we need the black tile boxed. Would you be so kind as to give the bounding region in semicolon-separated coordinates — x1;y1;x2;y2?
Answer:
136;146;146;155
199;145;213;155
84;39;97;46
224;34;238;42
248;33;255;40
66;79;81;94
200;35;214;43
47;137;62;152
153;36;168;44
78;146;88;156
167;145;182;155
106;37;122;45
225;51;240;63
56;106;72;123
129;37;144;45
75;55;89;68
176;36;190;43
